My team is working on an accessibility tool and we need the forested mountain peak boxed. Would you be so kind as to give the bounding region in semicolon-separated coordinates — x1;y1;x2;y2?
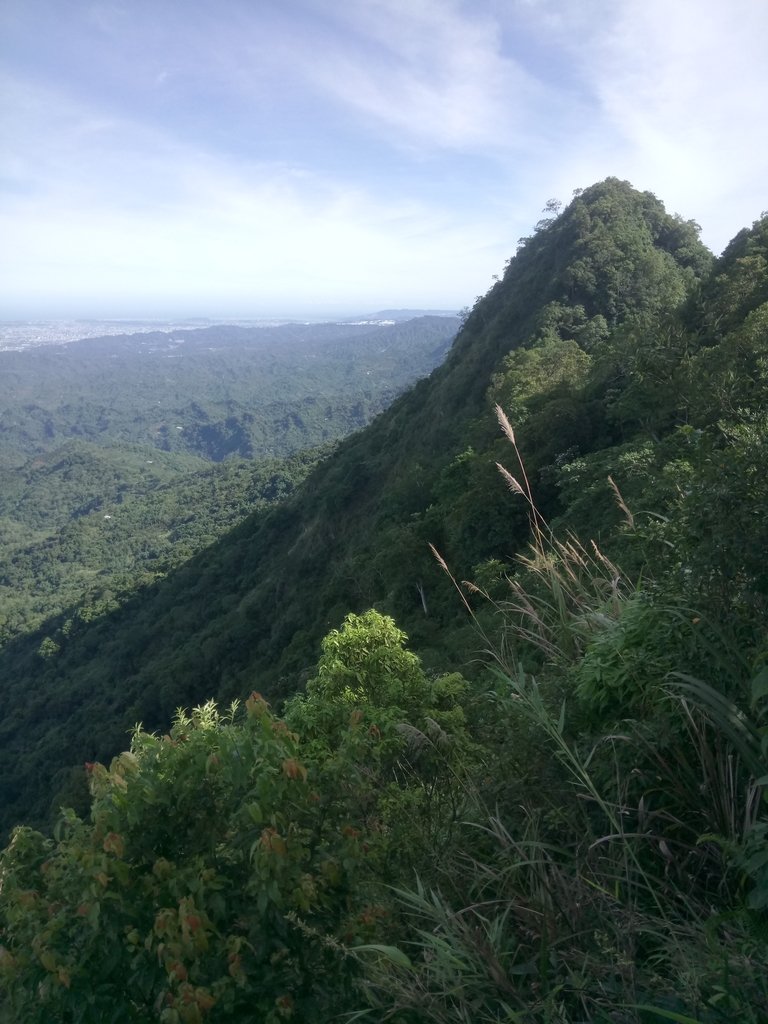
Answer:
398;178;710;452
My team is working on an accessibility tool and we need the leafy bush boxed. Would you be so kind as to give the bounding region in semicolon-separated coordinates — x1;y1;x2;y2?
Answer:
0;699;368;1023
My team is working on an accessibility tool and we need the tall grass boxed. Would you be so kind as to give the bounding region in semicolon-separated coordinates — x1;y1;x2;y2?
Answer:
354;409;768;1023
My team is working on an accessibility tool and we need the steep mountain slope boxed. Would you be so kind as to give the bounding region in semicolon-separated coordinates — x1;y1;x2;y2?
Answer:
0;179;715;834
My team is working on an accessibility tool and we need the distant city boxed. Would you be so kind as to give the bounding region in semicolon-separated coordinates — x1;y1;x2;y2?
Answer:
0;318;298;352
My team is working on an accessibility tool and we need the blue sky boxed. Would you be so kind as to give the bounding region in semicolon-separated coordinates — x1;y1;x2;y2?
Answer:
1;0;766;318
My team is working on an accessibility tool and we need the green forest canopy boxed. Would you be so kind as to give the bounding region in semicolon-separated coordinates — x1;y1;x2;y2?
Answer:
0;315;458;642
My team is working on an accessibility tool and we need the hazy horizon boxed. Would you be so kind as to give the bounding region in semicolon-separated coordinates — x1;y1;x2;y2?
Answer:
0;305;458;324
0;308;463;353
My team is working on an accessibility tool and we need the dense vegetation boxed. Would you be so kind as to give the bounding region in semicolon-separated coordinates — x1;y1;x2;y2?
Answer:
2;179;768;1021
0;440;328;642
0;315;457;640
0;317;458;464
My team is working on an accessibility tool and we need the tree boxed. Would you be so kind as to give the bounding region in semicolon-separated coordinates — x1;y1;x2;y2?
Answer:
285;611;474;882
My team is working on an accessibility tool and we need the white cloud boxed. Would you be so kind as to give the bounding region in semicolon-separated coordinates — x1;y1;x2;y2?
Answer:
0;78;505;315
554;0;768;248
284;0;551;152
1;184;502;313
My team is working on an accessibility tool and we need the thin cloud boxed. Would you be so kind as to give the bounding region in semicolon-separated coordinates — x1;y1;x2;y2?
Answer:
0;79;505;314
286;0;552;151
551;0;768;248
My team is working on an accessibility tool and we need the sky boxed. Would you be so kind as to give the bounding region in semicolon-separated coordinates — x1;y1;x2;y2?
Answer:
1;0;767;319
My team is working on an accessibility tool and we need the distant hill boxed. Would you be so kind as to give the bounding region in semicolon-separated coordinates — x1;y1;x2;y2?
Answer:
0;315;459;463
0;314;458;636
353;308;459;321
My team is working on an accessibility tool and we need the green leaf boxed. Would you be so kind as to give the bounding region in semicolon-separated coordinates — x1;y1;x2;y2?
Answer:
630;1006;703;1024
751;666;768;706
353;944;413;969
669;674;763;773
